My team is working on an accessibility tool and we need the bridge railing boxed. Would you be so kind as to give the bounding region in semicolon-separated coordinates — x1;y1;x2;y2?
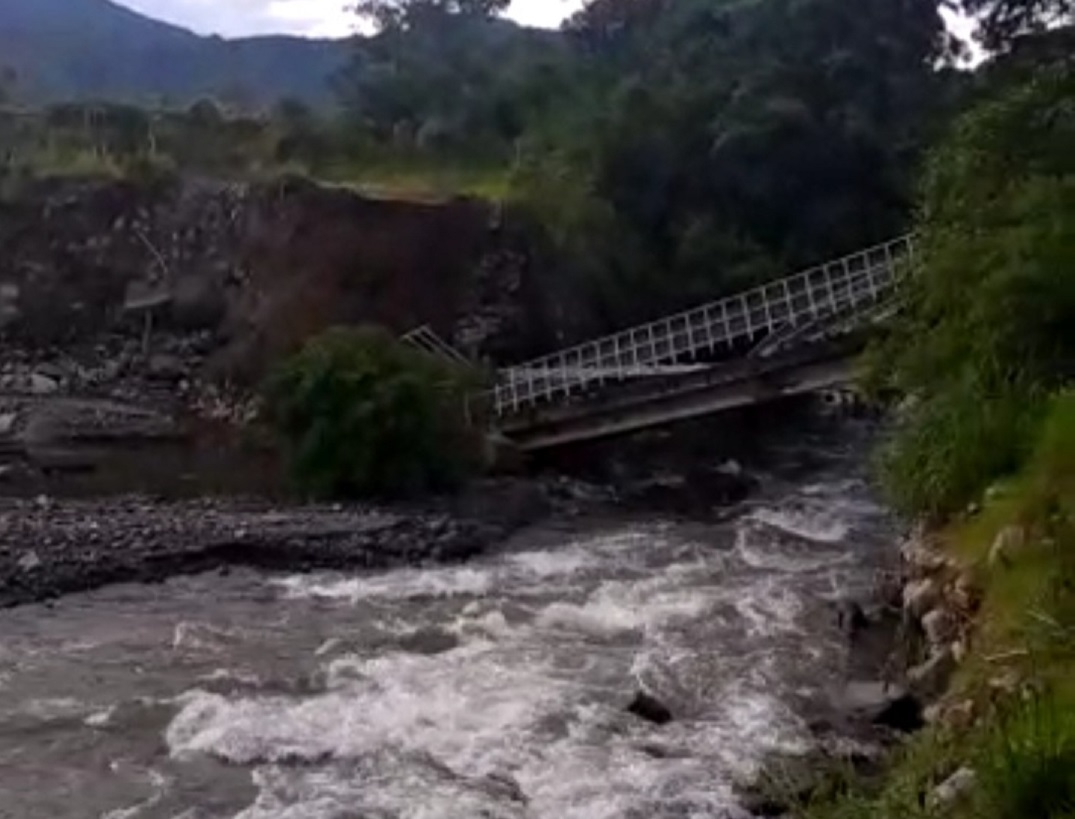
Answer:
401;325;471;366
490;234;915;417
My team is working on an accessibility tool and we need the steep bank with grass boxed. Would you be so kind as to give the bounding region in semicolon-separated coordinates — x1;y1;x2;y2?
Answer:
800;394;1075;819
795;58;1075;819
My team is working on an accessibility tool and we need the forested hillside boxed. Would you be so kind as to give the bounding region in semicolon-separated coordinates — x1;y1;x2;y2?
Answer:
0;0;348;104
2;0;1071;335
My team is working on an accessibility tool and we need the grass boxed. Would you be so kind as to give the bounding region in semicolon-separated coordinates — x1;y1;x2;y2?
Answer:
314;154;514;202
806;391;1075;819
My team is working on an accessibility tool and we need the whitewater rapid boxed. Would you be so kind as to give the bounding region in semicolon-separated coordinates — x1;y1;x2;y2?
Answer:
0;436;896;819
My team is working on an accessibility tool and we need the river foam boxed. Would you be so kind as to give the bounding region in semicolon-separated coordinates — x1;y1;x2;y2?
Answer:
0;435;896;819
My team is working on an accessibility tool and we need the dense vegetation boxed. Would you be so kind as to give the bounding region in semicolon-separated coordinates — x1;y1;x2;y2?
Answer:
804;6;1075;818
5;3;1075;809
2;0;972;329
870;62;1074;519
263;327;481;499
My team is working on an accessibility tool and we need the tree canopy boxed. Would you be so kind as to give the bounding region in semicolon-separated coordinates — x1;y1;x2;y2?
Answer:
957;0;1075;50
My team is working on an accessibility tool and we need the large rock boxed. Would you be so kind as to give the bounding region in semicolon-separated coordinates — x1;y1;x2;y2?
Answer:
903;578;941;620
627;691;673;725
989;525;1027;568
147;353;188;381
921;608;957;647
908;649;957;701
841;681;924;733
928;767;977;811
901;532;948;577
29;373;60;395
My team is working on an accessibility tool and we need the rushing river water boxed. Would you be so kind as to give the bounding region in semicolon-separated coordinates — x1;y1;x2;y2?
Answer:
0;422;897;819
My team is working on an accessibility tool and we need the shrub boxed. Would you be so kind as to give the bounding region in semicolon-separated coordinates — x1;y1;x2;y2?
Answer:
867;65;1075;518
263;326;482;499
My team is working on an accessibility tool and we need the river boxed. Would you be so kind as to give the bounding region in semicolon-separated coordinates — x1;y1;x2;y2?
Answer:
0;421;897;819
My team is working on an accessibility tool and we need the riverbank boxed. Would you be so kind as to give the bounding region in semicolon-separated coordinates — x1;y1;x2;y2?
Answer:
0;478;565;608
785;398;1075;819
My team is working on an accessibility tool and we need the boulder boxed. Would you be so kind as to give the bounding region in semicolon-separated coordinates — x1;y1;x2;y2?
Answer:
17;550;42;572
989;525;1027;568
903;578;941;620
627;691;673;725
951;571;982;615
928;767;977;811
837;600;870;637
921;608;957;647
908;649;956;701
147;353;188;381
841;681;924;733
901;534;948;577
29;373;60;395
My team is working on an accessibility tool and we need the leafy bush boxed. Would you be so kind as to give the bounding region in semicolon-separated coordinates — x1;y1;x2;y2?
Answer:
869;64;1075;518
263;326;482;499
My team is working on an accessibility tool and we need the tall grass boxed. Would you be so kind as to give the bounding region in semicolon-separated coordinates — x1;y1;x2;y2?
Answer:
879;382;1041;520
972;695;1075;819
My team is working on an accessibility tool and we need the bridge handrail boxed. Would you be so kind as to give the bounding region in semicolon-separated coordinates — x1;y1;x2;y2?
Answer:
402;325;471;366
489;234;915;417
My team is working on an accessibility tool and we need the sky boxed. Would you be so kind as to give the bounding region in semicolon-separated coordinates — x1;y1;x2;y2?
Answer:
115;0;586;37
115;0;977;51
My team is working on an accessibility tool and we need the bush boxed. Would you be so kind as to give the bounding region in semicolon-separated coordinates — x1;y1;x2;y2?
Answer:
867;64;1075;518
263;326;482;499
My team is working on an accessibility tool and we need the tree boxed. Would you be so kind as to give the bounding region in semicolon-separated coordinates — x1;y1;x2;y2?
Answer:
548;0;961;322
341;0;557;145
356;0;509;32
957;0;1075;51
0;66;17;106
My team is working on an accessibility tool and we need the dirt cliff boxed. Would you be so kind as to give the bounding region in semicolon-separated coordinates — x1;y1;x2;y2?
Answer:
0;174;565;381
0;174;581;495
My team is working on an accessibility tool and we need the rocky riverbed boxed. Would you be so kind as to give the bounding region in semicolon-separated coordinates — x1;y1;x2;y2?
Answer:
0;418;920;819
0;479;558;609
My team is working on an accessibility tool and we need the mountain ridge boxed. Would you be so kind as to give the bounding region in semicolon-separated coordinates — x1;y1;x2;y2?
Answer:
0;0;351;105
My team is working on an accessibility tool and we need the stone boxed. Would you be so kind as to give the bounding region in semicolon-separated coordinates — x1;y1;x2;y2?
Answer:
928;767;977;810
944;699;977;731
842;681;924;733
482;772;528;805
34;363;66;381
901;537;948;577
989;525;1026;568
908;648;956;701
922;608;957;647
29;373;60;395
837;600;870;637
951;572;982;615
627;691;673;725
0;412;16;435
952;639;968;664
147;354;187;381
17;550;42;572
903;578;941;620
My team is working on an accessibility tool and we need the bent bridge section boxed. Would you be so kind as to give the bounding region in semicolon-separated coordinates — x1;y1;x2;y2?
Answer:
478;234;914;450
485;235;914;449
